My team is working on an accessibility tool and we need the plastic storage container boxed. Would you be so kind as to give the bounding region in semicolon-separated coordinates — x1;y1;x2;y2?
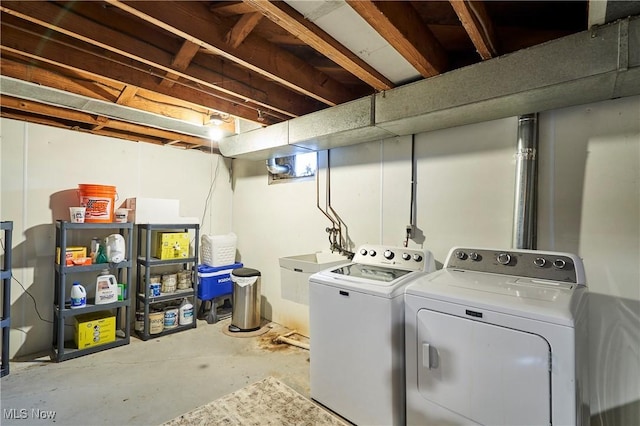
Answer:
197;262;243;300
201;233;237;267
229;268;261;332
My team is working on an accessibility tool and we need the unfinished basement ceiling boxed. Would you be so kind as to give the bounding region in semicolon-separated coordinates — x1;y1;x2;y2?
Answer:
0;1;637;152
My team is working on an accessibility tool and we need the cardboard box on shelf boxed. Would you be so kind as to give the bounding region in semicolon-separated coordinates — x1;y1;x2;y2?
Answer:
56;246;87;265
74;311;116;349
124;198;199;225
153;231;190;259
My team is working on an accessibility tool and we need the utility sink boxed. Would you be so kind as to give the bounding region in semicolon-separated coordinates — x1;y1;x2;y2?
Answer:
279;251;349;272
279;252;350;305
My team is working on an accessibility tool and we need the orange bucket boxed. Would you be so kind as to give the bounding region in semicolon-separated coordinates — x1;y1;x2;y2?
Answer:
78;184;117;223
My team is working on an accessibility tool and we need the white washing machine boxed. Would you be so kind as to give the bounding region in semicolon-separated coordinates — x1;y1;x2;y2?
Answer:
309;244;436;426
405;247;590;426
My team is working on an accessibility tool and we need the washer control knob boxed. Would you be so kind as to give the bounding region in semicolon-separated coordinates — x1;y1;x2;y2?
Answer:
553;259;566;269
497;252;511;265
533;257;546;267
402;253;411;261
384;250;394;260
455;250;466;260
413;253;423;262
369;250;377;257
469;252;479;261
360;248;368;256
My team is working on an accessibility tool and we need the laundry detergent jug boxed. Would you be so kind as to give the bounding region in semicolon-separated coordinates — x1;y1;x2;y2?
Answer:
95;270;118;305
105;234;126;263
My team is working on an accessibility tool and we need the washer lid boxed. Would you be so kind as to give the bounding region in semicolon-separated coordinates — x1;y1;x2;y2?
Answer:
330;263;413;283
405;269;587;326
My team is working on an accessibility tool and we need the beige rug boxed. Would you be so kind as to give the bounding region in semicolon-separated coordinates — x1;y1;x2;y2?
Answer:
163;376;350;426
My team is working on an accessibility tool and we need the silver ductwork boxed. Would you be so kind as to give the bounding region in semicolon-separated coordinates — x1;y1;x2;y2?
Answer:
512;114;538;250
220;17;639;160
266;158;291;175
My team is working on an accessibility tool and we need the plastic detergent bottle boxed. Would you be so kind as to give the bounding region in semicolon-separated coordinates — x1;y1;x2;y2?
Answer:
179;298;194;325
70;282;87;309
95;269;118;305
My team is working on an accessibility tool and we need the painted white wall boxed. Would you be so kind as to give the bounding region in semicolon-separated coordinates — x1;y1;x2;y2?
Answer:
232;96;639;421
1;95;638;422
0;119;233;357
537;96;640;422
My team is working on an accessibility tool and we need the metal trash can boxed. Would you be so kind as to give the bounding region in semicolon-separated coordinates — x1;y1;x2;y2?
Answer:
228;268;261;332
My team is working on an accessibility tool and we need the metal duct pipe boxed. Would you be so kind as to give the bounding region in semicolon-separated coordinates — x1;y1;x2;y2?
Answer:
266;158;290;174
512;113;539;249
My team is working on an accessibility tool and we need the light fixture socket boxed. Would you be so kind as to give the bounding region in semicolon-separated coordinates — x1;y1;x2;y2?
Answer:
207;112;224;126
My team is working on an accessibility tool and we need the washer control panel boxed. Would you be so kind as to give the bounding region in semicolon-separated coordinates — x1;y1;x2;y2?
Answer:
446;247;584;284
354;245;429;272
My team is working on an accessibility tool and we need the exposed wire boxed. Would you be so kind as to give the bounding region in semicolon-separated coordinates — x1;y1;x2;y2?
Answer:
1;238;54;325
199;151;221;235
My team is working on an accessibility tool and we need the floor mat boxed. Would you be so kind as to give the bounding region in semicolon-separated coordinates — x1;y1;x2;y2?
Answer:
162;376;349;426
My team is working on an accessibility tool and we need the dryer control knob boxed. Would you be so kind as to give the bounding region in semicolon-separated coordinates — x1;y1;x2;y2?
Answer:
360;248;368;256
384;250;394;260
469;252;479;261
413;254;423;262
533;257;546;267
553;259;566;269
402;253;411;261
455;250;466;260
497;252;511;265
369;250;377;257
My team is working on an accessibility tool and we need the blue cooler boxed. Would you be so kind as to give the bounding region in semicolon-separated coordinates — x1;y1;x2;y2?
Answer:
197;262;242;323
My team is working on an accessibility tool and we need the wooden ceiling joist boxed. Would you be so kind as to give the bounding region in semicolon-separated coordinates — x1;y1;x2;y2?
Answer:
0;22;280;124
106;0;356;106
449;0;498;59
159;40;201;88
0;2;312;120
1;95;213;149
242;0;394;91
226;12;264;48
346;0;448;78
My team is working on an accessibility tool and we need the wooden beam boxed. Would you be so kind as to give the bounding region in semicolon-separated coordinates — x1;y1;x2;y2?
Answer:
1;95;212;148
159;40;201;88
448;0;498;59
57;0;322;117
0;2;314;118
346;0;448;78
243;0;394;90
0;22;280;124
107;0;355;105
1;55;216;126
226;12;263;48
116;85;138;105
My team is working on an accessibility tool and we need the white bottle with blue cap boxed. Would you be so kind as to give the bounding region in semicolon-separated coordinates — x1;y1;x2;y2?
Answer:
70;282;87;309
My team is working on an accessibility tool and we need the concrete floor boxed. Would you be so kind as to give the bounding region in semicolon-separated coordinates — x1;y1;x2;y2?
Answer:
1;319;311;425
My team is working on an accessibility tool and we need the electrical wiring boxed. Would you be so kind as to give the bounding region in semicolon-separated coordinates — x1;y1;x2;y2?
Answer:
198;150;221;239
1;238;71;326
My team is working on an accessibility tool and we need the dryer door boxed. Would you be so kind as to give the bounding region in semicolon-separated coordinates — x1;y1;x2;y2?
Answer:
416;309;551;426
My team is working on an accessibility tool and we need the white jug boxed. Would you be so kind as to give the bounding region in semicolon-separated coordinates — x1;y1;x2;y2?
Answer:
95;272;118;305
70;282;87;309
105;234;126;263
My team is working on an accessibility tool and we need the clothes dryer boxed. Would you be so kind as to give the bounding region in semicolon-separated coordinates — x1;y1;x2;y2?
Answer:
405;247;589;426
